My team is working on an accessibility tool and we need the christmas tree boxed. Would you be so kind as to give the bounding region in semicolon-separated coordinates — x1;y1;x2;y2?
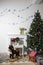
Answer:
27;10;43;52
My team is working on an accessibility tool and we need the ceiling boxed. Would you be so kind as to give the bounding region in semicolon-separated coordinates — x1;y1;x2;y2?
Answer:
0;0;43;7
0;0;37;5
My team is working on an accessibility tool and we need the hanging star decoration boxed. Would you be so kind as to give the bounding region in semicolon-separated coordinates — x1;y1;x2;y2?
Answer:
8;9;11;12
14;9;16;11
17;15;20;18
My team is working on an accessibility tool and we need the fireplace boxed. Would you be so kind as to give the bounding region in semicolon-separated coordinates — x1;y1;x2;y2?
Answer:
8;34;27;55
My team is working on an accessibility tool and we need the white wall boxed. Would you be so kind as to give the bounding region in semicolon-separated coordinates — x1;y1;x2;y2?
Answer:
0;0;43;53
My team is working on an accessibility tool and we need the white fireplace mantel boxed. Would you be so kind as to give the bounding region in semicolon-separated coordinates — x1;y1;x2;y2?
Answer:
8;34;27;47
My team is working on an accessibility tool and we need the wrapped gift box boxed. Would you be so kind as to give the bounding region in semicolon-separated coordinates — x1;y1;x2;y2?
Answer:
29;50;37;62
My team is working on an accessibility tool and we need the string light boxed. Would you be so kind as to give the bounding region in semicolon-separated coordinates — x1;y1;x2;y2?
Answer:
0;3;33;15
0;3;33;25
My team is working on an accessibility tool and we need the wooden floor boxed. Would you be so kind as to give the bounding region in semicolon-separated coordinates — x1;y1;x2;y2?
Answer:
0;62;37;65
0;55;37;65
